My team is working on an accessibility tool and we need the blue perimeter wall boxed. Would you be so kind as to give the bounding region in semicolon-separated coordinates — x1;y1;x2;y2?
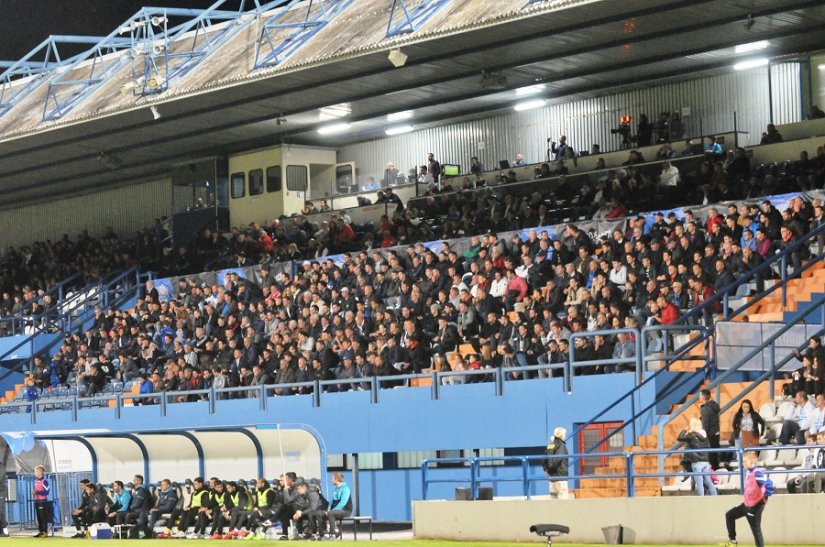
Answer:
0;373;656;520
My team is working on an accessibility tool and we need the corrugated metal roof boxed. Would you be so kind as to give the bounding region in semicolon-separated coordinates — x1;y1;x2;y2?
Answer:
0;0;823;207
0;0;600;138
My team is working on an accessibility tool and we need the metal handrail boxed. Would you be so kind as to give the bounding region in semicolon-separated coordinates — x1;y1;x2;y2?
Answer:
567;324;710;450
677;220;825;325
420;444;822;500
658;294;825;472
719;325;825;416
0;267;141;384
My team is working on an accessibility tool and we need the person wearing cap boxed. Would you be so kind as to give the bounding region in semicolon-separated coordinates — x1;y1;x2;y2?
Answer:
107;480;132;526
543;427;570;499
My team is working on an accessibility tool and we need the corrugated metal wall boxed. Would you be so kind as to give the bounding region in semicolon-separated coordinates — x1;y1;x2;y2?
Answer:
771;62;802;126
0;178;173;251
339;66;802;181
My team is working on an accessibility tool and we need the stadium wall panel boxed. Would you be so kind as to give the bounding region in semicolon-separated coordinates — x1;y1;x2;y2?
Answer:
2;374;650;520
0;178;173;249
338;65;802;181
413;494;825;544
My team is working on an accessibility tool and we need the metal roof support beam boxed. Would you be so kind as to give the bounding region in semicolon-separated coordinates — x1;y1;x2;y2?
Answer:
385;0;450;38
42;32;133;121
253;0;354;69
0;36;107;119
126;2;253;97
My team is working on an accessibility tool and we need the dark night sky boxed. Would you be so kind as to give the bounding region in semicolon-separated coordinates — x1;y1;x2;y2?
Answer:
0;0;235;61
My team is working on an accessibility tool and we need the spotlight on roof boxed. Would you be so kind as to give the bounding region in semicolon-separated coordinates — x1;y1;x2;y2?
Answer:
734;41;769;54
317;122;351;135
733;58;769;71
388;48;408;68
150;106;161;121
385;125;413;136
514;99;546;112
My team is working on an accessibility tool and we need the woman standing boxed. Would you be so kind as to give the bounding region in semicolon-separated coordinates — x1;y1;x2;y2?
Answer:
730;399;766;450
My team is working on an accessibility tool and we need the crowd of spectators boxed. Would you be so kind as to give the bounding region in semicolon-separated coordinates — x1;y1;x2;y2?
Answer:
18;182;822;404
4;131;824;339
64;471;351;540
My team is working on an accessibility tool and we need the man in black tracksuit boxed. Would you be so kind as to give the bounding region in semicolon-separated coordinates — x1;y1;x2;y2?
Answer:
274;473;298;539
70;479;92;535
126;475;153;539
292;481;324;538
700;389;721;469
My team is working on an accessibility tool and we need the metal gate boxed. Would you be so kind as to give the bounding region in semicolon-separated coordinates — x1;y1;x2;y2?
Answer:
13;472;92;530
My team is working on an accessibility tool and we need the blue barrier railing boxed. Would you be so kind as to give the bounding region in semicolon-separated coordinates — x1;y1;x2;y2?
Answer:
420;445;825;500
0;267;142;384
679;219;825;324
568;324;711;450
658;295;825;473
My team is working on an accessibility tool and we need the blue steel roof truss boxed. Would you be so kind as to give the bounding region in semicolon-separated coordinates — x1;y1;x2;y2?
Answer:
42;2;256;120
128;2;252;97
253;0;354;69
42;34;133;121
385;0;450;38
0;36;106;119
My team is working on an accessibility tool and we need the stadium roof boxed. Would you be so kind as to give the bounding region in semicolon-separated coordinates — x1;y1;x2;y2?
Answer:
0;0;824;207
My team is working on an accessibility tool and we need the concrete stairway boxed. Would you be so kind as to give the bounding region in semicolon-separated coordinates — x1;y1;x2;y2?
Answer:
573;380;784;499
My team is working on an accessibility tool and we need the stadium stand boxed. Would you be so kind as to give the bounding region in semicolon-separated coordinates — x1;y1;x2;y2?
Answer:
3;3;825;542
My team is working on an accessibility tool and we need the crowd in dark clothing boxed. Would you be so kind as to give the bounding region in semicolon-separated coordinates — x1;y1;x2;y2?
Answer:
19;183;822;403
67;472;350;540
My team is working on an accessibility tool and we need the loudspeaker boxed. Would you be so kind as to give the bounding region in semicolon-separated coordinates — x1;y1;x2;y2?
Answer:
455;487;493;500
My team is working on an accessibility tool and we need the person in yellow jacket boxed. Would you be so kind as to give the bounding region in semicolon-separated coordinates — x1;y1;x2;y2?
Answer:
183;477;210;539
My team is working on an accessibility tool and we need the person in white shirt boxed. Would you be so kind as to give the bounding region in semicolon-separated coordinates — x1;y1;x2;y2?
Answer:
659;160;680;187
489;270;508;299
608;259;627;287
778;390;816;445
809;393;825;436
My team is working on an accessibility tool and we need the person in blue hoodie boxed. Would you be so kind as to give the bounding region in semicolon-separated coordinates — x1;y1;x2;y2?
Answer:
324;472;352;539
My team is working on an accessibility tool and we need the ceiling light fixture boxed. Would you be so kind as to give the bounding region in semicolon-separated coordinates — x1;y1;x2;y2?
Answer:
515;84;546;97
387;110;414;122
514;99;546;111
734;41;769;54
319;102;351;121
733;58;769;71
385;125;413;136
388;48;408;68
317;122;351;135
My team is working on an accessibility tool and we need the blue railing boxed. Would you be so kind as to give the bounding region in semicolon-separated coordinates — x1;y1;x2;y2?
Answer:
0;267;143;385
659;294;825;458
680;220;825;324
568;324;711;450
420;445;824;500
